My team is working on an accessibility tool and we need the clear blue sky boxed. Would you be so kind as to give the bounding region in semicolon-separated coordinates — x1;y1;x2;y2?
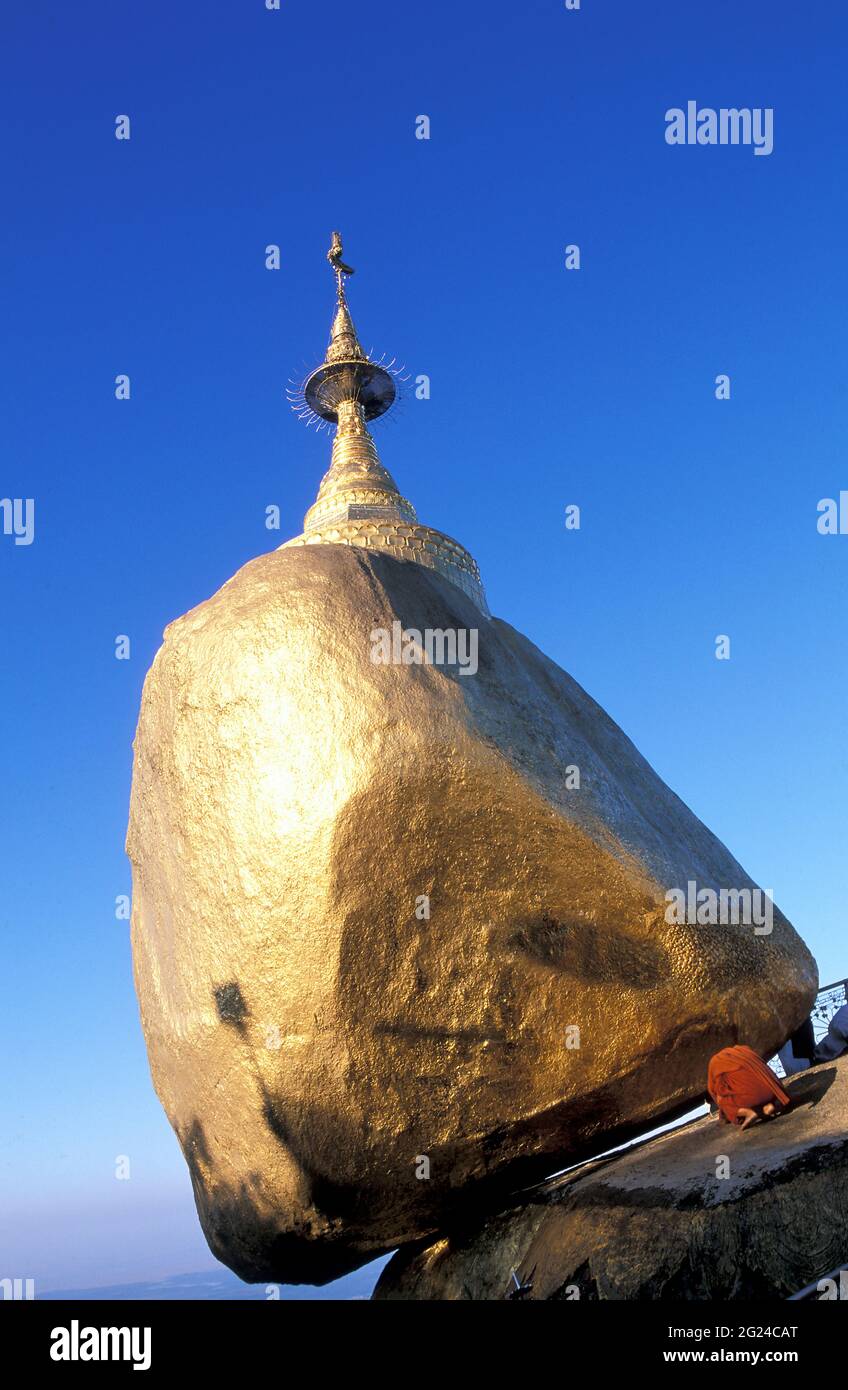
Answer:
1;0;846;1294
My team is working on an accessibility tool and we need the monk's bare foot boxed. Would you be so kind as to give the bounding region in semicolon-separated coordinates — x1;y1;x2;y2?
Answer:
737;1108;758;1130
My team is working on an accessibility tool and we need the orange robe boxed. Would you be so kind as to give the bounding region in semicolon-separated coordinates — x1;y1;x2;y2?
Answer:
707;1045;791;1126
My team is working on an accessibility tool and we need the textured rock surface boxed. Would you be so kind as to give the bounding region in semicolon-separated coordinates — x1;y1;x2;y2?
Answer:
127;542;817;1283
375;1060;848;1300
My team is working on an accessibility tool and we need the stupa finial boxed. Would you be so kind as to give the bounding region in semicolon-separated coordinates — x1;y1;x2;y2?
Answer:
325;232;367;365
327;230;355;282
283;235;489;615
297;232;396;424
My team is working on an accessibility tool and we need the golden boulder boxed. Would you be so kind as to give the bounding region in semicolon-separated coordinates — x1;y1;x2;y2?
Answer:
126;240;817;1284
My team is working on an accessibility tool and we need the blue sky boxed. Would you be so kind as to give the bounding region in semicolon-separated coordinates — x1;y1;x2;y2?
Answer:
1;0;846;1294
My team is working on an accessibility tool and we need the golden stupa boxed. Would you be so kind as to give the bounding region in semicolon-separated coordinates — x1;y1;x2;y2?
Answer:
284;233;488;614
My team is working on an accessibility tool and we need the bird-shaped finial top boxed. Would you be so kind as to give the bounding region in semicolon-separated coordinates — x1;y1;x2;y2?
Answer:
327;231;355;282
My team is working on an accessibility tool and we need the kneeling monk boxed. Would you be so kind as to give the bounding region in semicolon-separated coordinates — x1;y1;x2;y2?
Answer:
707;1045;792;1130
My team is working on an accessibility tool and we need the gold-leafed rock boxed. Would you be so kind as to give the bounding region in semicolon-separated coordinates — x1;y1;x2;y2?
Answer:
126;237;816;1284
127;540;816;1284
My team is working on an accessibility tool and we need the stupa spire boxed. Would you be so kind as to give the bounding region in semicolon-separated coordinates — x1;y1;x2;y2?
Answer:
325;237;366;364
283;234;489;616
296;232;412;533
